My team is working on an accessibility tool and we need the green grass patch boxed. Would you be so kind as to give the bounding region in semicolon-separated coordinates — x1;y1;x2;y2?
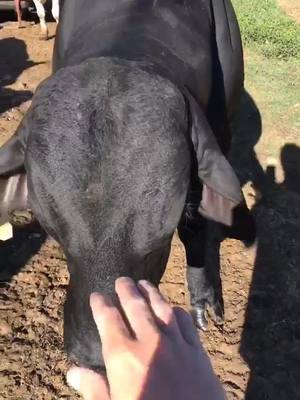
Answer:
245;50;300;134
232;0;300;59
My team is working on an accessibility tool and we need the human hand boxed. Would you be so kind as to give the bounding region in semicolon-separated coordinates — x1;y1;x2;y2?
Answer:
67;277;225;400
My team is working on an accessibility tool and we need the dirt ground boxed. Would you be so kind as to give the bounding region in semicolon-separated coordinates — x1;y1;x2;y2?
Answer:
0;10;300;400
277;0;300;23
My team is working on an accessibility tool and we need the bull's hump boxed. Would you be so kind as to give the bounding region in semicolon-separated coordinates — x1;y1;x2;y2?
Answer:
29;58;190;179
53;0;212;107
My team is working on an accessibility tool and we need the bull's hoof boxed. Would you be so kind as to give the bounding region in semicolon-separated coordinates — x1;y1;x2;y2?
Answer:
191;306;208;331
187;266;224;331
210;300;224;326
191;300;224;331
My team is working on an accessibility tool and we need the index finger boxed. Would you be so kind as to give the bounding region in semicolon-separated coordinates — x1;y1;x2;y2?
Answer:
115;277;159;339
90;292;132;354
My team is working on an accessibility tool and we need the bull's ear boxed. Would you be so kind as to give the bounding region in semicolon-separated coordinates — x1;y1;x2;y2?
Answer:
0;173;28;225
0;134;25;176
0;108;31;176
185;91;242;226
0;113;30;224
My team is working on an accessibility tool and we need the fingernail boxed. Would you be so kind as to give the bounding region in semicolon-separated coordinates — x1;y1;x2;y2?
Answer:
116;276;134;284
90;293;113;307
67;367;81;391
90;292;103;302
138;280;154;288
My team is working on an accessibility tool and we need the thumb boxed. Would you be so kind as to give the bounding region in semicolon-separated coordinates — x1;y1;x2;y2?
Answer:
67;367;110;400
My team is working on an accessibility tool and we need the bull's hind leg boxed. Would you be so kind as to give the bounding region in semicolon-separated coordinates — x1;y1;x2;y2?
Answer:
178;191;224;331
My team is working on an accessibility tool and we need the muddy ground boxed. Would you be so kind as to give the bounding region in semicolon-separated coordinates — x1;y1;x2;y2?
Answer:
0;12;300;400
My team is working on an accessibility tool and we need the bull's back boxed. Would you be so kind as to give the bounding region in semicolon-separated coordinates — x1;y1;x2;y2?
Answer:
53;0;213;108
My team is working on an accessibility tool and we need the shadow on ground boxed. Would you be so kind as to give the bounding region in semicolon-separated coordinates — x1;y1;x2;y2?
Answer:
0;219;47;284
0;37;34;114
231;91;300;400
0;37;46;283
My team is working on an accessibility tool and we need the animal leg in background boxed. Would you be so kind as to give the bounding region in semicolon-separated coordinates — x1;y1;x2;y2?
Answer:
178;191;224;331
14;0;22;27
32;0;48;40
51;0;59;24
